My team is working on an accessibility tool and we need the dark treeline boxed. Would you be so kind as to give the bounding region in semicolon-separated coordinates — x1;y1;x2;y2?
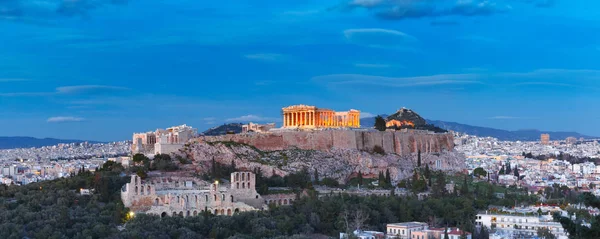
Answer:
3;159;600;238
0;161;129;239
523;152;600;165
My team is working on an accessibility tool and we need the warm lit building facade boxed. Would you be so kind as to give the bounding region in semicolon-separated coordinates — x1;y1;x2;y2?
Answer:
121;172;269;218
132;124;197;155
541;134;550;145
242;122;276;133
385;119;415;129
281;105;360;129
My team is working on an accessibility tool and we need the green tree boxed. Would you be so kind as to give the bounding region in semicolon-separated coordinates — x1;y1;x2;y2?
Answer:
417;150;422;167
505;162;511;175
357;171;363;186
374;116;386;131
473;167;487;178
378;171;385;187
460;175;469;196
314;168;319;185
499;166;505;175
132;153;148;163
537;227;556;239
385;169;391;186
513;167;520;179
444;227;449;239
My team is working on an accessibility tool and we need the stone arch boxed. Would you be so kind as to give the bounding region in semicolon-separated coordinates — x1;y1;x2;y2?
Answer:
135;186;138;195
278;199;282;205
193;210;198;216
235;173;239;181
231;195;234;202
205;194;209;201
242;173;245;181
179;211;183;217
246;172;250;180
155;198;160;205
227;209;232;216
234;208;240;213
247;182;250;189
147;185;151;194
140;185;144;194
242;183;245;189
186;211;190;217
214;209;218;215
214;194;217;201
284;199;288;205
222;194;225;201
172;211;177;217
236;182;239;189
161;212;167;218
220;209;225;215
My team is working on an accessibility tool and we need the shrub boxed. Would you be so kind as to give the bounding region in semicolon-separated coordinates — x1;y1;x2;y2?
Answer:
372;145;385;155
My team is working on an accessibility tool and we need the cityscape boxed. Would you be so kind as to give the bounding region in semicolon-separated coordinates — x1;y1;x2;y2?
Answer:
1;0;600;238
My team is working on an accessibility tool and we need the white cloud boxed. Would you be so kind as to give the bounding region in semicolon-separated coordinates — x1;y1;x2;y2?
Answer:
56;85;129;94
0;78;29;82
0;85;128;97
47;116;85;123
243;53;285;62
312;73;482;88
488;116;535;120
225;115;279;123
354;63;391;68
343;28;417;49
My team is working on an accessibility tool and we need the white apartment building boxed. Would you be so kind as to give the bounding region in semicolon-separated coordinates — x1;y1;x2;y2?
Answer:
476;212;568;239
386;222;428;239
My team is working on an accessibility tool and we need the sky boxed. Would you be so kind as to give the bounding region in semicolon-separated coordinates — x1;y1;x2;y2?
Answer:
1;0;599;142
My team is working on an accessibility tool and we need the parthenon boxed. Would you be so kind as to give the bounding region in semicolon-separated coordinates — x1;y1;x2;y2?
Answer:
282;105;360;129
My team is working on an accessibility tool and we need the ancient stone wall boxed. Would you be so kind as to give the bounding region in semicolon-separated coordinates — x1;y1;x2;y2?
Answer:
198;130;454;156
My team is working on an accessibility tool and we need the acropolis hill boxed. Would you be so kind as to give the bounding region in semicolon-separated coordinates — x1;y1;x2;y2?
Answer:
175;106;464;183
198;130;454;156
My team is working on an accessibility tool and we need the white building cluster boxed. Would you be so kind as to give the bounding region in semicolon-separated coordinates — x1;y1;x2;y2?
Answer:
0;141;130;161
457;133;600;197
0;158;107;185
132;124;197;155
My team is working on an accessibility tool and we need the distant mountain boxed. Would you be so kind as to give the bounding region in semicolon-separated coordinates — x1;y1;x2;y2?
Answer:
427;120;597;141
201;123;243;136
0;137;103;150
359;115;596;141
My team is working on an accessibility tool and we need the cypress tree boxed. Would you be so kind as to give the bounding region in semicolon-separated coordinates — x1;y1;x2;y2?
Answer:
314;168;319;184
385;169;391;185
417;150;422;167
358;171;363;186
505;162;511;175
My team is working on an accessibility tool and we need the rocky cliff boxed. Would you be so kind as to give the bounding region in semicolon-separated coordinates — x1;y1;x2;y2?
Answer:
180;141;465;183
179;130;461;183
196;130;454;156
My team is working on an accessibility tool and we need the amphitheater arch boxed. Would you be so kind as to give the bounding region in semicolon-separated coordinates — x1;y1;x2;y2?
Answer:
172;211;177;217
234;208;240;213
147;185;151;194
186;211;190;217
161;212;167;218
193;210;198;216
220;209;224;215
227;209;232;216
284;199;288;205
179;211;183;217
231;195;234;202
214;209;218;215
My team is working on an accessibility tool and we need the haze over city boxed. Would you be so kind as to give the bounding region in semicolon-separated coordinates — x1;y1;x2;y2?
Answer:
1;0;599;142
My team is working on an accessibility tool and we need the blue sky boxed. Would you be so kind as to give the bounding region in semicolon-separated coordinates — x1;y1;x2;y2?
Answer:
1;0;599;141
